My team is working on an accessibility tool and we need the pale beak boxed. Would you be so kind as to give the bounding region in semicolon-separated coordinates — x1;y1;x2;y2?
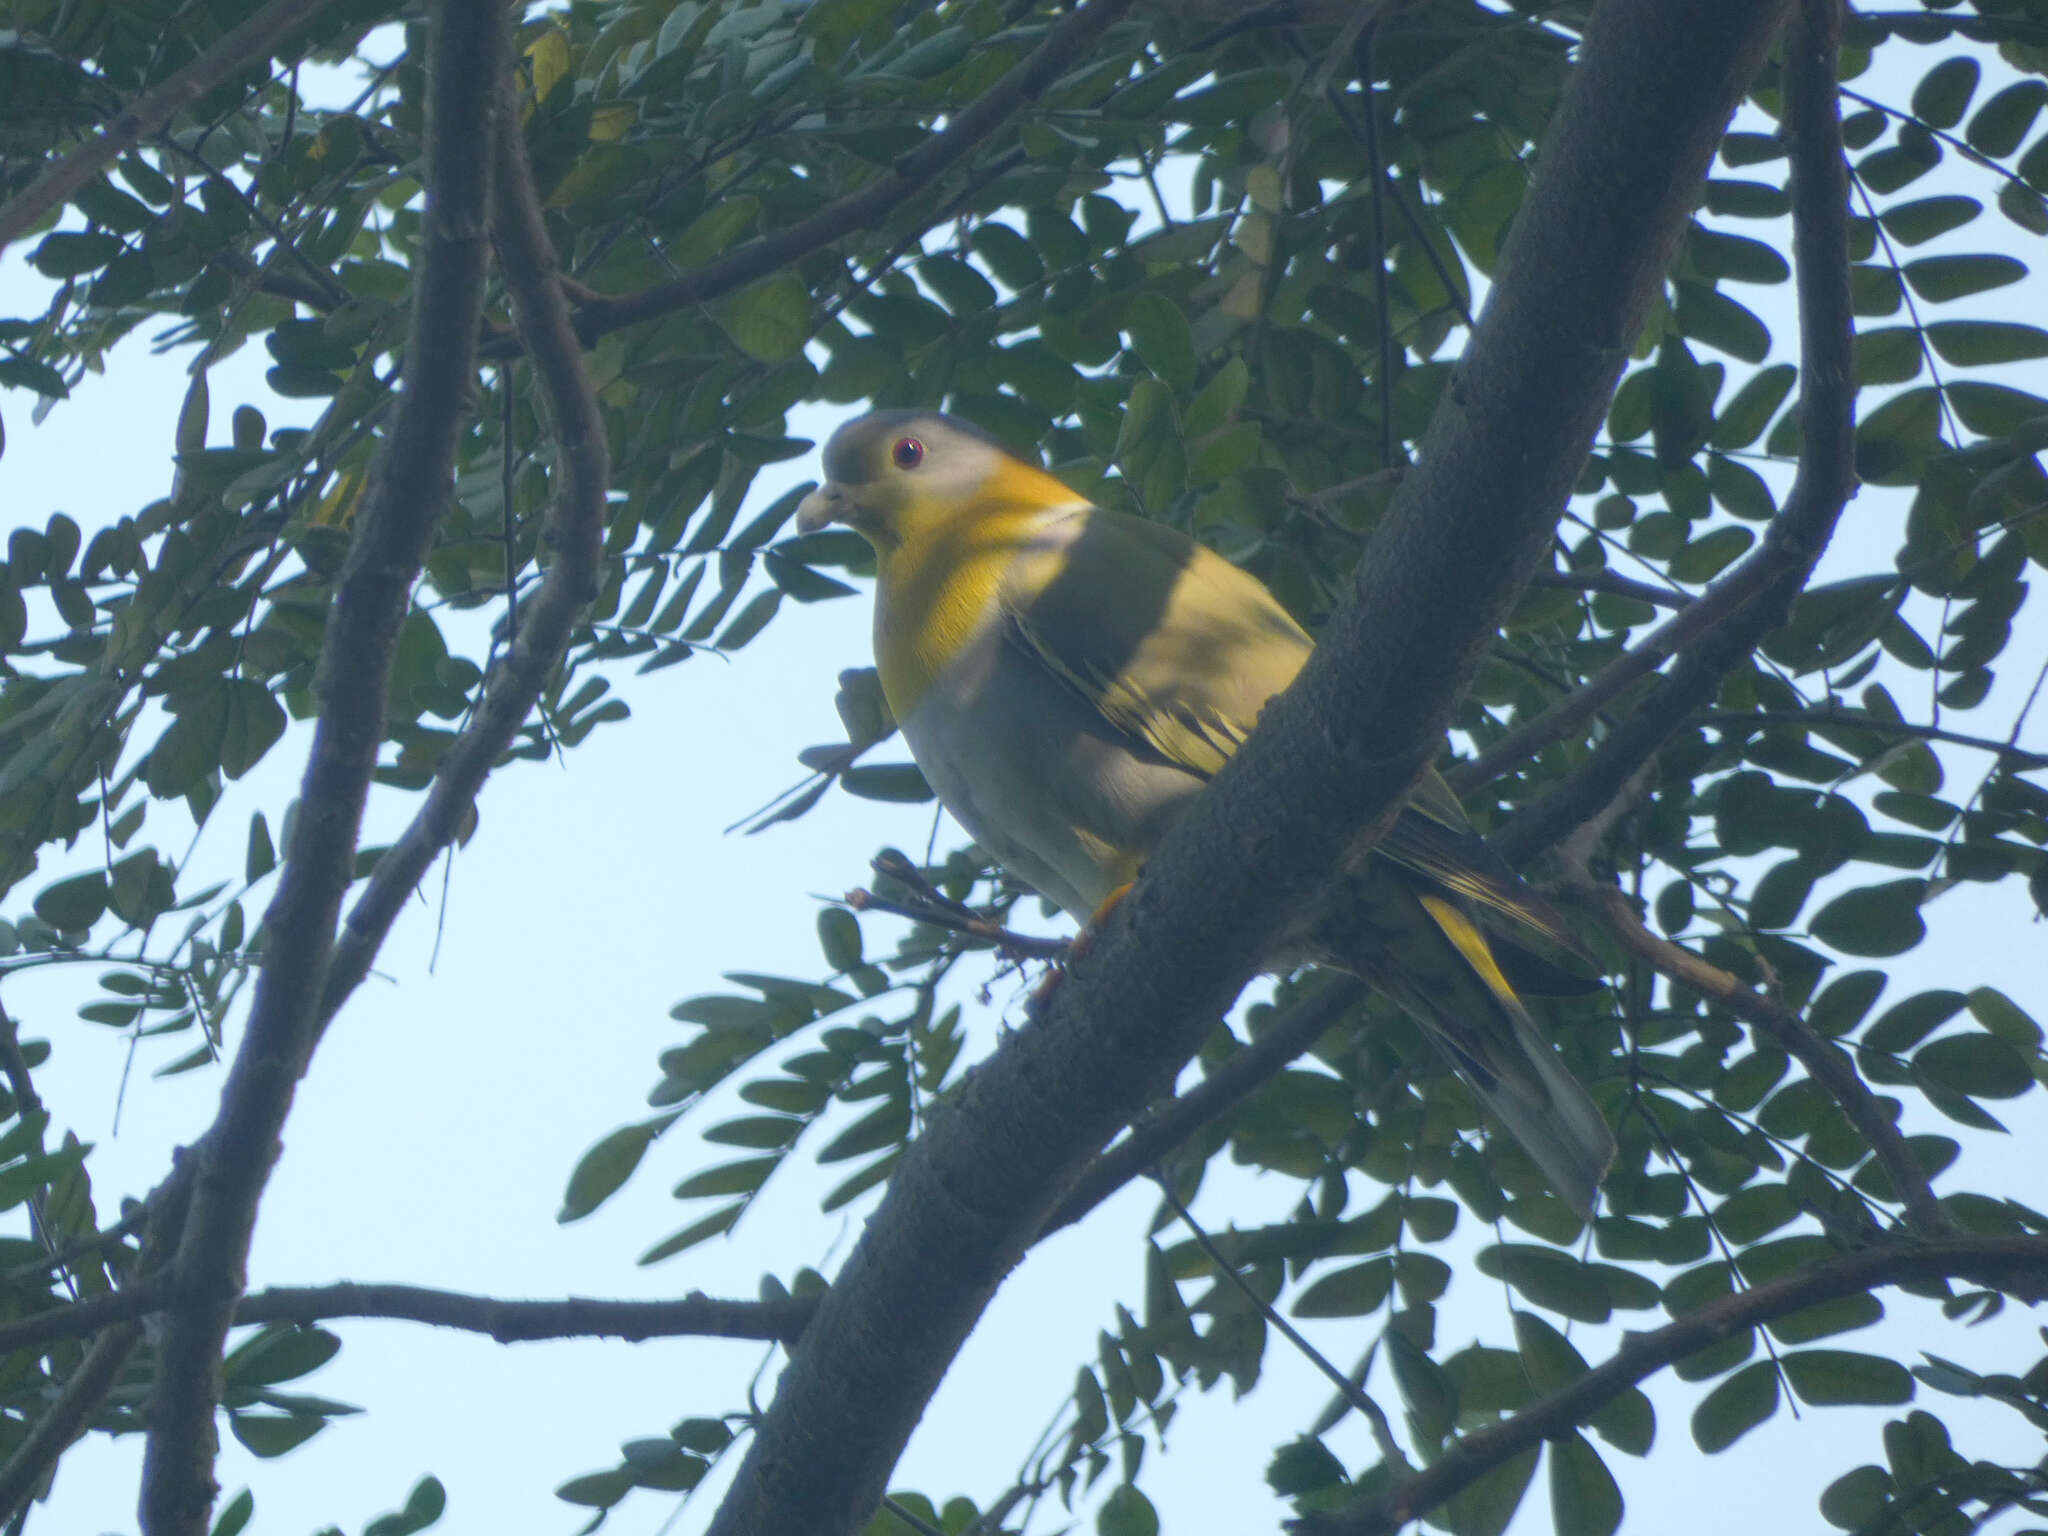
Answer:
795;483;846;533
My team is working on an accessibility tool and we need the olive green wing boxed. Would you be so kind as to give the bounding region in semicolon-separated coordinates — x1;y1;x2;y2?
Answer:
1379;774;1596;962
1000;508;1313;778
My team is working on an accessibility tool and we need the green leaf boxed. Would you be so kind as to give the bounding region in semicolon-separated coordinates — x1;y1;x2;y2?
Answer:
1475;1245;1609;1323
1441;1445;1539;1536
818;908;863;971
229;1413;325;1458
35;867;110;932
1820;1466;1894;1531
638;1200;744;1264
1863;989;1967;1054
1914;1032;2033;1099
210;1489;255;1536
1902;254;2026;302
364;1476;446;1536
1911;56;1979;128
1879;195;1980;246
1124;293;1197;392
1967;987;2041;1049
1292;1259;1392;1318
1924;320;2048;366
31;231;121;277
559;1120;661;1222
1781;1349;1914;1407
1809;880;1926;957
840;763;933;802
717;273;811;362
1097;1485;1159;1536
1966;79;2047;156
1548;1432;1623;1536
1691;1359;1779;1453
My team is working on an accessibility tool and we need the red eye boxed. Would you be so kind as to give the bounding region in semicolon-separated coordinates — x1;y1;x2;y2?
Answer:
892;437;925;470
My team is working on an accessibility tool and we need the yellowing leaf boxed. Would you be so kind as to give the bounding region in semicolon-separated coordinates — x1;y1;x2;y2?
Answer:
526;28;571;105
588;103;636;142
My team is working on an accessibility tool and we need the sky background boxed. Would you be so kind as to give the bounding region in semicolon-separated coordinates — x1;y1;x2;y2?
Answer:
2;26;2047;1536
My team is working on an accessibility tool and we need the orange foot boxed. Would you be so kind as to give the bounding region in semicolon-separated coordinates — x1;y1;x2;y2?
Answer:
1026;882;1134;1019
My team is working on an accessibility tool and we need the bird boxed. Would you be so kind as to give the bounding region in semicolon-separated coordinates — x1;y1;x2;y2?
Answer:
795;409;1616;1217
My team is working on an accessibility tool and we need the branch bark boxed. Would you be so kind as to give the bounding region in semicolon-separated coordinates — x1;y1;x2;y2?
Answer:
0;0;347;253
1292;1233;2048;1536
0;1280;811;1358
136;1;507;1530
233;1281;812;1343
702;6;1791;1534
320;67;610;1021
1493;0;1859;865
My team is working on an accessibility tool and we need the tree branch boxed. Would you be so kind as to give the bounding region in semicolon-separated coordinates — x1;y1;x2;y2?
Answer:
1448;570;1774;799
0;1321;144;1526
1291;1234;2048;1536
0;1280;810;1359
137;1;507;1530
1701;708;2048;772
320;64;610;1022
1492;0;1858;866
233;1281;813;1343
1038;978;1366;1239
1526;567;1692;611
0;0;346;253
701;6;1791;1534
563;0;1140;345
1571;874;1952;1236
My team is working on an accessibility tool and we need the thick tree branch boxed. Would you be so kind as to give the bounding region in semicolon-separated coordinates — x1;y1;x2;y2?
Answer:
1493;0;1858;865
1038;978;1366;1239
1291;1234;2048;1536
321;68;610;1021
702;7;1791;1535
563;0;1140;345
1572;875;1952;1236
0;1321;144;1525
0;0;345;253
233;1281;812;1342
136;2;506;1531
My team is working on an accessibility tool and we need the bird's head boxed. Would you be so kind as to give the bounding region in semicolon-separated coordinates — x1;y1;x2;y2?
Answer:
795;410;1075;551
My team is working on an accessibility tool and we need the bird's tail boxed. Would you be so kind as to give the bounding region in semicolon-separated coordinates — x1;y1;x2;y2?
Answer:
1322;875;1615;1218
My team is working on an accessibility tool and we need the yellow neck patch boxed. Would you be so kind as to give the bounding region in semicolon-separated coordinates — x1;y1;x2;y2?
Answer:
867;462;1079;717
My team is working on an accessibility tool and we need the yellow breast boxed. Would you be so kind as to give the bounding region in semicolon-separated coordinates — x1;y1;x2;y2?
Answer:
871;502;1059;719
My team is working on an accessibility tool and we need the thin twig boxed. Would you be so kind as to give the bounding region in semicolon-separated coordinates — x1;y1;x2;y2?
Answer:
566;0;1140;344
0;1278;812;1357
1290;1236;2048;1535
0;0;344;252
1490;0;1858;865
234;1281;813;1342
137;2;506;1531
1039;979;1366;1237
1571;873;1951;1236
1157;1179;1391;1428
0;1321;144;1525
320;60;610;1022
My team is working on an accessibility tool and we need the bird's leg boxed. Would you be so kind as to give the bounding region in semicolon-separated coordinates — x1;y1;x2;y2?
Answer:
1026;881;1134;1018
